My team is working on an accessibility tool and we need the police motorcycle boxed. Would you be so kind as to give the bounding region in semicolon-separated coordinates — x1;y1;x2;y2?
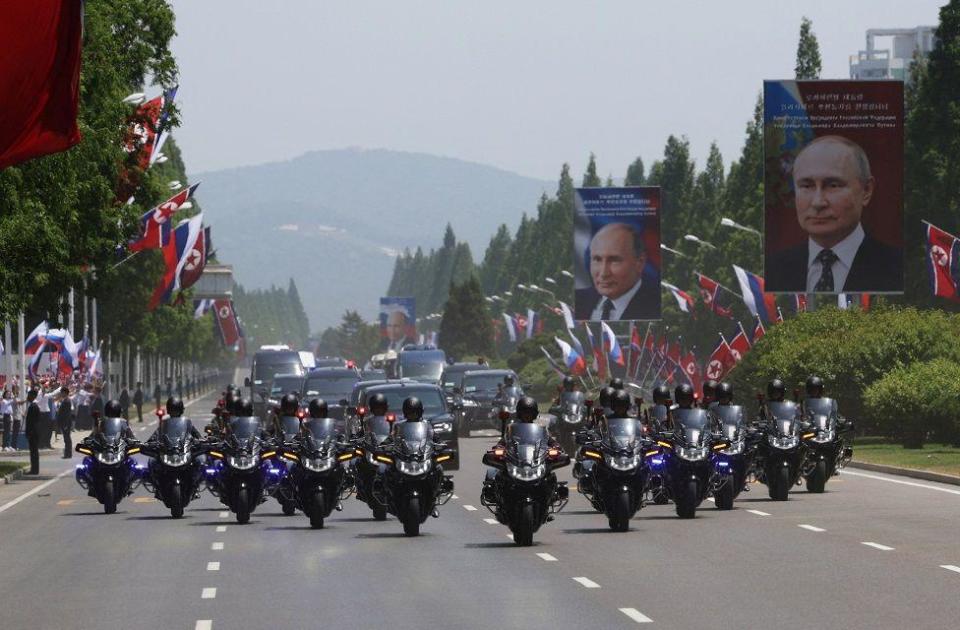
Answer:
752;380;809;501
203;398;274;524
493;376;523;422
800;377;854;493
138;399;206;518
370;397;455;537
75;401;144;515
575;390;649;531
644;385;673;505
645;385;730;518
549;376;586;454
352;393;396;521
571;386;614;513
277;399;357;528
481;397;570;546
708;383;752;510
267;393;305;515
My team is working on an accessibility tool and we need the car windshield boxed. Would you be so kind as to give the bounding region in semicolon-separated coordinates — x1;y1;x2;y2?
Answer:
270;376;303;397
304;375;360;400
400;361;443;380
253;358;303;384
463;374;513;393
368;389;445;416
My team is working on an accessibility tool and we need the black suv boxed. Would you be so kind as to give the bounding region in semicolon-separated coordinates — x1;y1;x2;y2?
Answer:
452;369;518;436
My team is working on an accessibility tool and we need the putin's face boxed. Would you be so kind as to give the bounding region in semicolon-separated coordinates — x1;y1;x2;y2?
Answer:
793;140;874;248
589;224;645;300
386;311;407;342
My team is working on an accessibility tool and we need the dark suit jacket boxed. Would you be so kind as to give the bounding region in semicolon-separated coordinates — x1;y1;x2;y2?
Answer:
575;280;661;320
765;232;903;293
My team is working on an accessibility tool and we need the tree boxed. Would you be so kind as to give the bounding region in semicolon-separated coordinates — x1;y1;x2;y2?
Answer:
624;157;645;186
438;276;493;359
582;153;602;187
794;17;822;80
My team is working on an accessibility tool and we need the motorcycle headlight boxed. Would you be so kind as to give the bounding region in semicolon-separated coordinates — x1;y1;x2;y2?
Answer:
462;399;478;407
228;454;258;470
605;454;640;471
366;451;378;465
95;450;123;465
433;422;453;434
676;446;709;461
563;412;581;424
397;459;432;476
302;456;335;472
161;452;189;467
722;440;745;455
506;462;545;481
768;435;800;449
811;428;835;443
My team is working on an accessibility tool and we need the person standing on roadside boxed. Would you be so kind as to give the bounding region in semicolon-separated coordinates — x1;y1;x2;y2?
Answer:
24;390;41;474
39;381;56;449
11;385;24;451
1;388;13;452
153;381;162;411
119;384;130;420
133;382;144;423
56;387;73;458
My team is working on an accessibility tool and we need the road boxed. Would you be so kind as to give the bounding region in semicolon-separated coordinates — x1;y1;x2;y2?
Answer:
1;385;958;629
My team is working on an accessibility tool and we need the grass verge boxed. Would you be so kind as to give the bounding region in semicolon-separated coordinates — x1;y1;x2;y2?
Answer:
0;461;28;477
853;439;960;477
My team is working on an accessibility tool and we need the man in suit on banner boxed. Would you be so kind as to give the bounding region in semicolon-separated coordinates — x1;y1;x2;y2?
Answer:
766;135;902;293
575;222;659;320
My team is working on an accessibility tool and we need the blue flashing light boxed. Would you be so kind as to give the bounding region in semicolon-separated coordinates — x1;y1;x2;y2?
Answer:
716;461;730;468
650;456;664;468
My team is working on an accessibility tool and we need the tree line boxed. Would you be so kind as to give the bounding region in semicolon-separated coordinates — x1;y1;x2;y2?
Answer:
232;280;311;351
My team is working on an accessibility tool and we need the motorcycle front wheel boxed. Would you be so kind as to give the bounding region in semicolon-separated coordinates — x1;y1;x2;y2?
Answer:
309;489;325;529
102;479;117;515
513;502;536;546
403;495;421;537
714;478;734;510
768;465;790;501
235;487;251;524
170;483;184;519
675;479;698;519
806;459;827;494
608;490;632;532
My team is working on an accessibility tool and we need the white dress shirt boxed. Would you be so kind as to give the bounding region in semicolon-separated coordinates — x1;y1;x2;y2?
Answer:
806;223;865;293
590;277;644;321
0;398;13;416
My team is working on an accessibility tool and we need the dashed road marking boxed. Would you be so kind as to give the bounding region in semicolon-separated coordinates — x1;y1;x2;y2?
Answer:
211;542;224;551
506;533;514;541
206;561;220;571
218;511;228;518
747;509;770;516
195;621;212;630
463;504;477;511
483;518;498;525
201;588;217;599
216;525;227;533
798;524;825;532
536;553;558;562
572;577;601;589
56;499;75;506
452;494;459;499
861;542;894;551
619;608;654;624
705;497;715;502
133;497;156;503
940;565;960;574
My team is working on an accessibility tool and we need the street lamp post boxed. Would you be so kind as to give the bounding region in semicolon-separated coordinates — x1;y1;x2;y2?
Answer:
661;244;687;258
560;270;574;279
719;217;761;237
684;234;717;249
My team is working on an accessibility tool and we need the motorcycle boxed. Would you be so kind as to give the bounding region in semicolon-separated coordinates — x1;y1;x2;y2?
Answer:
75;417;144;514
269;413;304;515
493;386;522;423
801;397;853;493
204;415;275;524
139;415;205;518
576;416;649;531
645;404;672;505
372;421;455;536
551;391;586;454
646;407;727;518
353;412;396;520
754;400;808;501
279;416;357;528
709;404;753;510
481;423;570;546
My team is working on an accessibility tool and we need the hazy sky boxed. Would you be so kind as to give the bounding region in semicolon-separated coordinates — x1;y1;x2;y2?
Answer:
168;0;942;181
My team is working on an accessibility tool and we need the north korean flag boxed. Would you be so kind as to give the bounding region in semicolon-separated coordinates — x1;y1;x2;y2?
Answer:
925;221;960;303
680;348;701;393
728;325;751;363
215;299;241;348
148;214;203;310
178;225;208;293
129;183;201;252
705;339;736;382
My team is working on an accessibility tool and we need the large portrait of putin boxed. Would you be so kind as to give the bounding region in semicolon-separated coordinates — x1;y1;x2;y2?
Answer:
763;80;904;294
573;187;661;321
379;297;416;352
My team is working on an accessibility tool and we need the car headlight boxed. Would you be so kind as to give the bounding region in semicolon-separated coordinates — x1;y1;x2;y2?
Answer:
811;429;835;443
267;398;279;406
95;450;123;465
462;399;478;408
301;456;335;472
768;435;799;449
722;440;745;455
676;446;708;461
433;422;453;434
605;454;640;471
507;462;545;481
228;454;258;470
161;452;189;467
397;459;432;476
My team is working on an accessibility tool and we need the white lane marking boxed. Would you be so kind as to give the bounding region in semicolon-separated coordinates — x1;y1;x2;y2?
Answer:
0;469;73;516
536;553;558;562
843;470;960;496
195;621;212;630
940;565;960;574
705;497;715;502
211;542;224;551
216;526;227;533
483;518;498;525
506;533;514;540
619;608;654;624
862;542;894;551
201;588;217;599
747;509;771;516
798;524;826;532
452;494;459;499
572;577;601;589
463;504;477;511
206;562;220;571
218;511;228;518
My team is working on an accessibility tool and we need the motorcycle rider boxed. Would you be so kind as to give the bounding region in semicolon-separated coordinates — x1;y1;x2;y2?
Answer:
483;396;552;503
271;392;301;440
608;377;624;390
399;396;427;424
308;398;328;419
701;379;719;409
716;382;734;406
757;378;787;424
674;383;696;410
648;384;673;432
593;386;617;425
89;400;136;440
147;397;203;442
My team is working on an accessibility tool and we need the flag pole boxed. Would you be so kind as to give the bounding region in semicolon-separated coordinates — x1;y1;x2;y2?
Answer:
632;322;652;381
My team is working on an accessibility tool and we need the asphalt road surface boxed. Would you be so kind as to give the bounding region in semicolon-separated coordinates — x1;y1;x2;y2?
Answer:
1;386;958;629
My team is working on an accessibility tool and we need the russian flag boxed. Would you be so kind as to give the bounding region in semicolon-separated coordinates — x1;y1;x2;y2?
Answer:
525;309;538;339
502;313;517;342
554;337;586;375
558;301;576;329
24;320;49;354
148;213;203;310
662;281;695;314
732;265;778;325
600;321;625;366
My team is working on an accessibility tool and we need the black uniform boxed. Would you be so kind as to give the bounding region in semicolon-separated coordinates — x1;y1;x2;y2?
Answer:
133;386;144;423
56;397;73;458
25;399;41;474
119;388;131;420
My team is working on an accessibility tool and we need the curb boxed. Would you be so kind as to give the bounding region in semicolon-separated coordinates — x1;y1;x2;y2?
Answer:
2;468;26;484
848;460;960;487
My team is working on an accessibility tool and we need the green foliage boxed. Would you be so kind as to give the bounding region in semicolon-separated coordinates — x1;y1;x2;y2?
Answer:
794;17;822;80
233;280;311;350
438;276;493;359
387;225;475;315
864;359;960;447
314;310;380;361
582;153;602;187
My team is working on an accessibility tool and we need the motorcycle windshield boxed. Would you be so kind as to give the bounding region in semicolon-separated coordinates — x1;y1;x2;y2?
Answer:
160;417;191;447
806;398;837;419
395;421;433;456
602;418;638;451
673;408;709;446
712;406;744;440
651;405;669;424
302;418;337;452
229;417;262;440
767;402;799;436
506;423;547;465
277;415;301;439
365;417;393;445
98;418;126;446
